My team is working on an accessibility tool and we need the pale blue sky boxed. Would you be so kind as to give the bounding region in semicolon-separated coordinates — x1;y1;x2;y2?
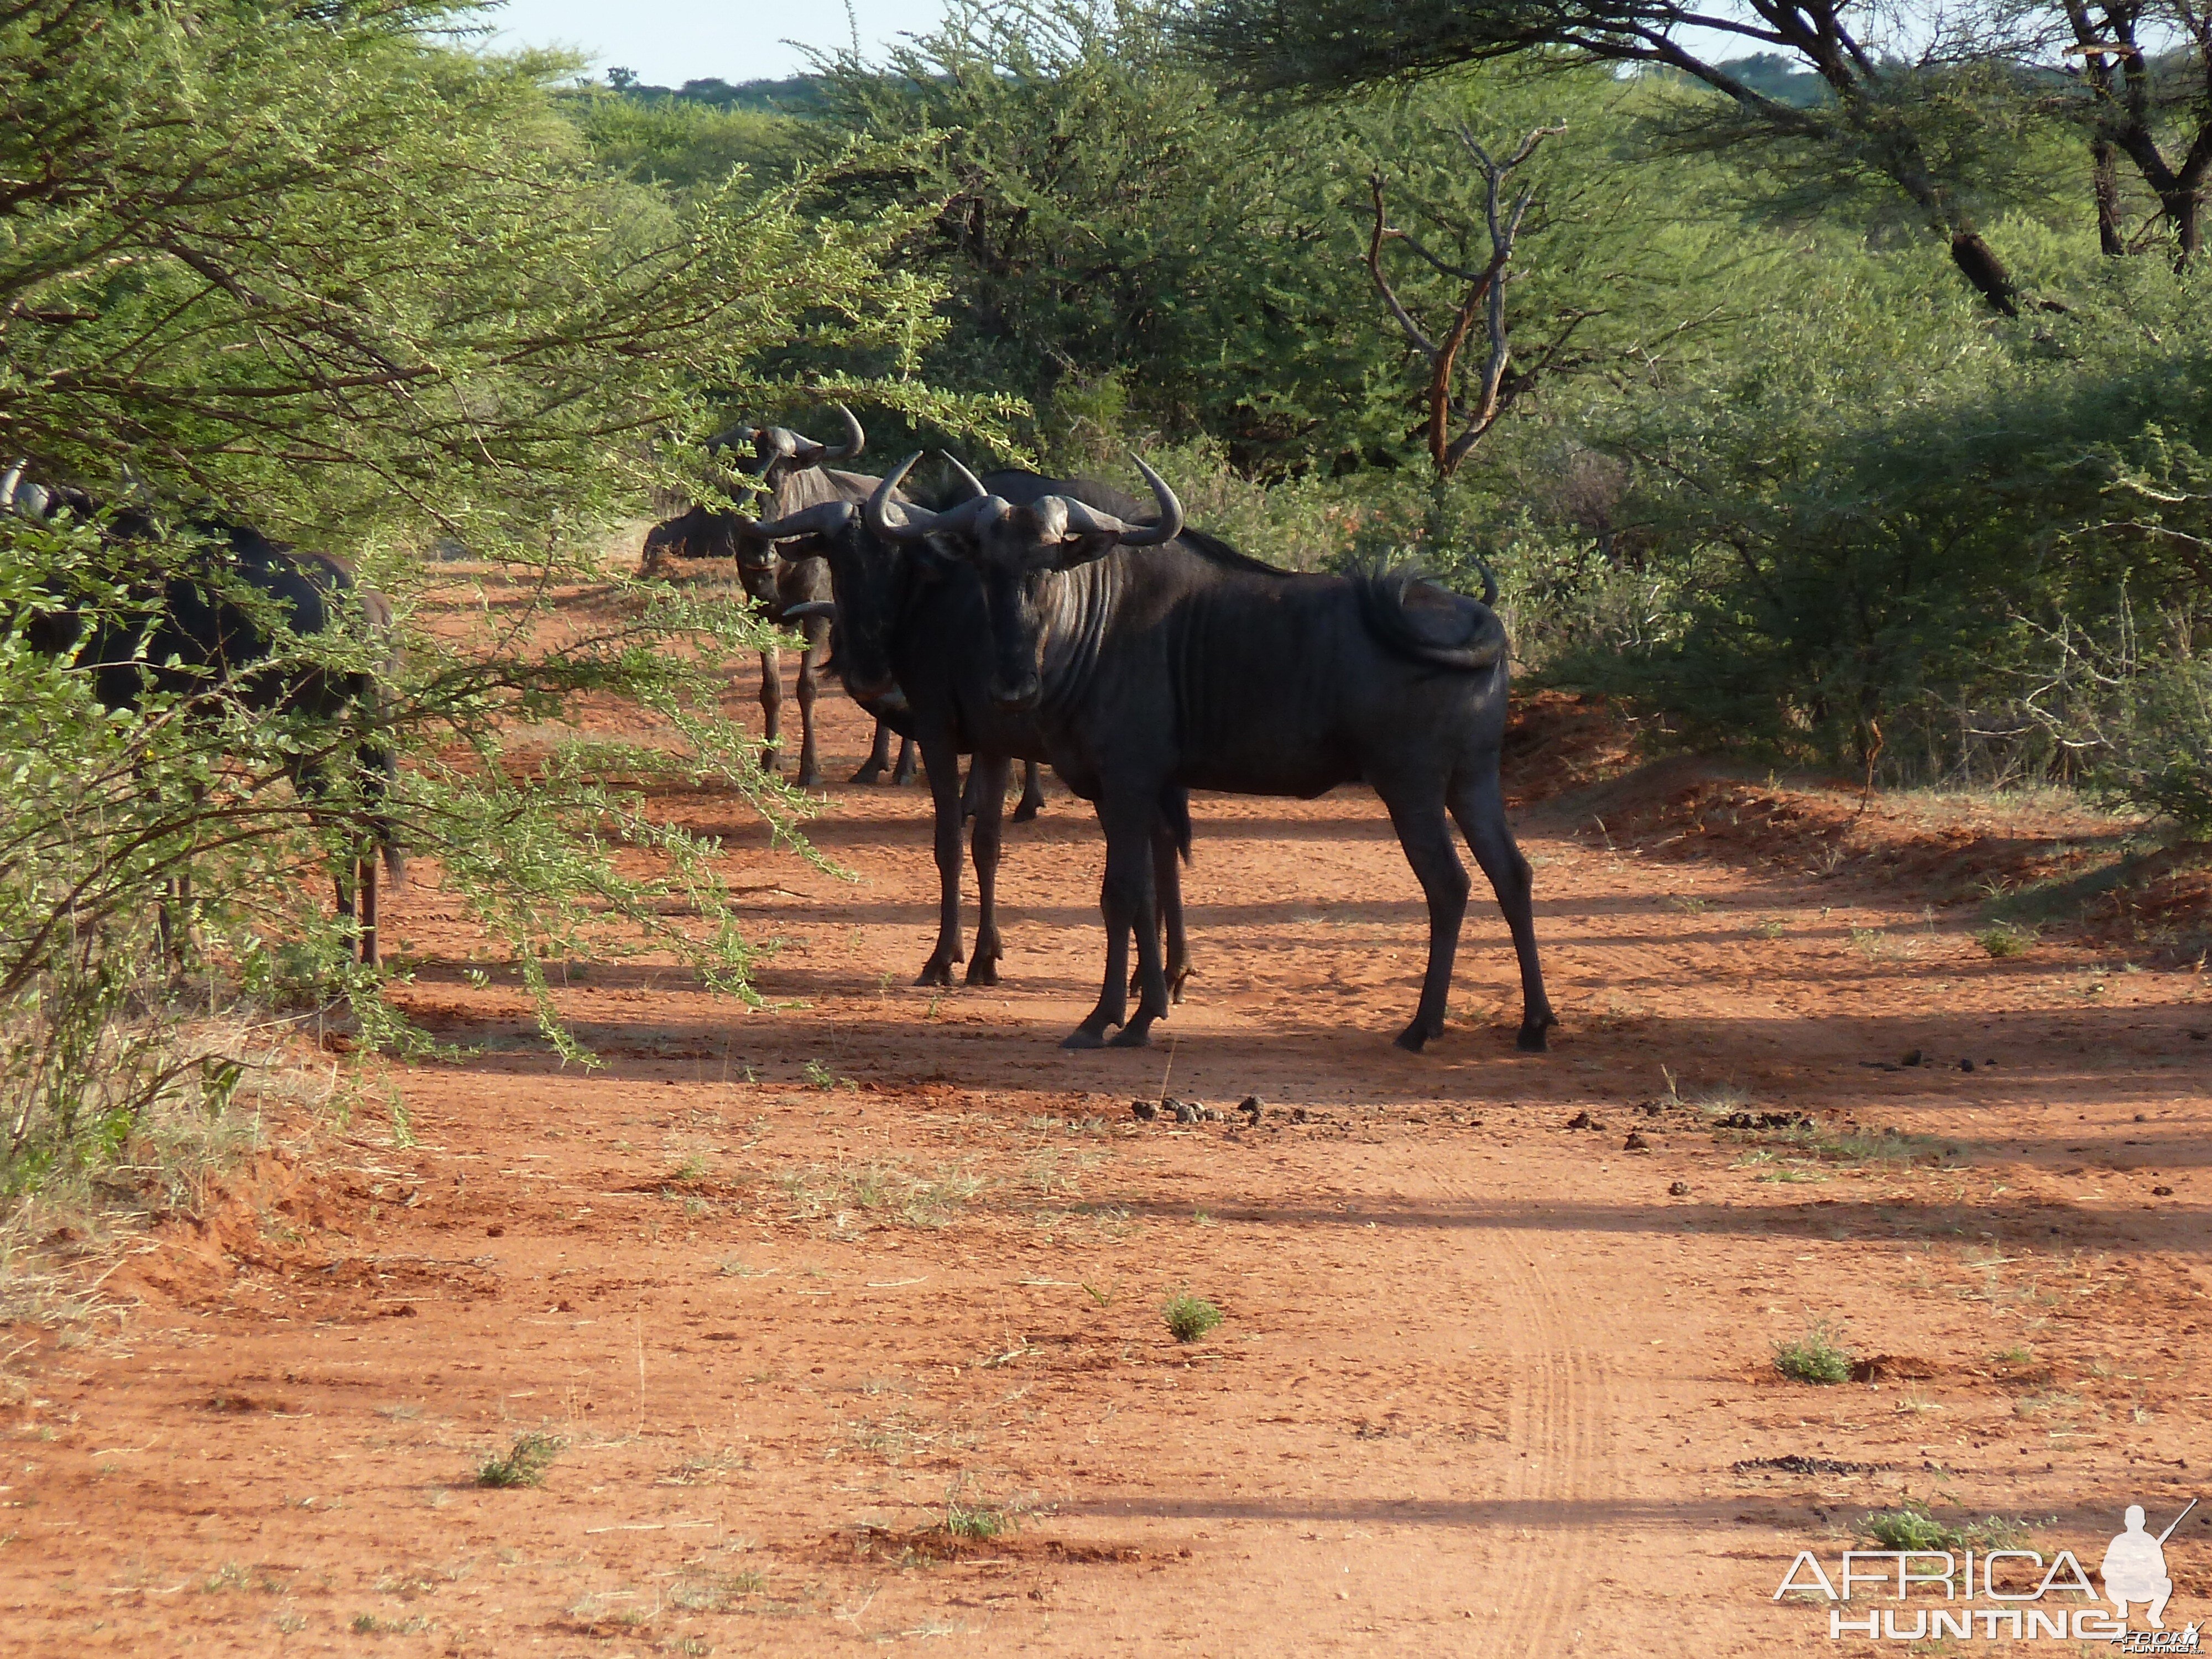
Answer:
478;0;951;86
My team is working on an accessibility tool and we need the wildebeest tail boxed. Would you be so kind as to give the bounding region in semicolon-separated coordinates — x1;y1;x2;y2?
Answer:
1354;565;1506;671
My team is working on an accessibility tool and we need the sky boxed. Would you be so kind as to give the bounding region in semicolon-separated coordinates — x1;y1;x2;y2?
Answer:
481;0;952;85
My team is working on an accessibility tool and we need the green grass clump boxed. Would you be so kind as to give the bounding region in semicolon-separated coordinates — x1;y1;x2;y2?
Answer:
1863;1502;2026;1552
1976;922;2034;958
1773;1322;1854;1385
945;1499;1009;1541
476;1431;566;1489
1162;1292;1223;1344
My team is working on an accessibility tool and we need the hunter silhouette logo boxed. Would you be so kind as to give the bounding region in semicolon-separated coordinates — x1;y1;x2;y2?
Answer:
2105;1501;2193;1629
1774;1498;2200;1646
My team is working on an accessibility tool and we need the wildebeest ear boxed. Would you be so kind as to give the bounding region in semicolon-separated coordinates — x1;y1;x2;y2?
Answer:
1043;531;1120;572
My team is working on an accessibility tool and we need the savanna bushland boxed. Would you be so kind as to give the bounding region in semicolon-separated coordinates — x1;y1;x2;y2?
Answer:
6;0;2209;1198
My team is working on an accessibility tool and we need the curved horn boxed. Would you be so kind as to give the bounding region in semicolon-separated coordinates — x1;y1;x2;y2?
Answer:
939;452;988;502
705;423;757;455
1116;455;1183;547
0;461;24;514
753;500;858;542
781;600;838;622
820;403;865;464
1470;556;1500;608
868;454;939;542
868;453;1000;545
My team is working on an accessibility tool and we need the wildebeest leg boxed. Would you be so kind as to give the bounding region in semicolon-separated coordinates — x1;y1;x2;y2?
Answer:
1449;768;1557;1052
1011;759;1044;823
1380;785;1471;1053
793;625;824;787
915;738;966;987
757;648;782;774
1065;806;1146;1048
358;827;381;968
1107;801;1171;1048
1156;821;1192;1004
893;735;919;785
1127;822;1190;1003
852;719;895;784
964;754;1010;987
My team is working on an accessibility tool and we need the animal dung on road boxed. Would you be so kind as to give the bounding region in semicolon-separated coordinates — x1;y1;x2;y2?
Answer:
1623;1131;1650;1151
1237;1095;1264;1125
1667;1180;1692;1196
1131;1099;1157;1121
1565;1110;1600;1130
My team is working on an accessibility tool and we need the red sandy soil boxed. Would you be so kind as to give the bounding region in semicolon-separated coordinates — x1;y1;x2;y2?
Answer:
5;569;2212;1656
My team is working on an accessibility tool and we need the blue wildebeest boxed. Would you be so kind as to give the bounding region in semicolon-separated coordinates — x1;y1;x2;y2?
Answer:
750;467;1192;992
865;452;1556;1053
4;467;404;964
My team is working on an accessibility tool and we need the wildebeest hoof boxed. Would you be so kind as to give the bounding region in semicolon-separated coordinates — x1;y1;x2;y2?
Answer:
1108;1020;1156;1050
797;768;823;789
851;763;885;785
964;957;1000;988
1010;801;1039;823
1394;1021;1435;1053
1062;1026;1109;1050
916;960;956;988
1516;1015;1557;1053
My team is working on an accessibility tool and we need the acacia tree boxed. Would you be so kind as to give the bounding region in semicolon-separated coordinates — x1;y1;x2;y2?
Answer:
1178;0;2058;314
0;0;1005;1190
2043;2;2212;261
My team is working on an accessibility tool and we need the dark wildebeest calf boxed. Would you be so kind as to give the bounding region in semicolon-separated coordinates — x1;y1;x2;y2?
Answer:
751;475;1192;992
5;467;404;964
868;452;1556;1053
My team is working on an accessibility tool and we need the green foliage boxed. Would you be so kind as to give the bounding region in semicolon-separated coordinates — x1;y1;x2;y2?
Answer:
1162;1291;1223;1343
476;1431;566;1488
1863;1502;2026;1553
1773;1322;1855;1385
0;0;1016;1196
558;88;820;194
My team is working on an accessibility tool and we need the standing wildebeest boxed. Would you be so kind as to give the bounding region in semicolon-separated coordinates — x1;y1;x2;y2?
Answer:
638;406;875;788
750;471;1193;992
4;467;404;964
867;452;1556;1053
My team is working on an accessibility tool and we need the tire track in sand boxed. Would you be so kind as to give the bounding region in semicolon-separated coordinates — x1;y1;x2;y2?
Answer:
1422;1151;1627;1656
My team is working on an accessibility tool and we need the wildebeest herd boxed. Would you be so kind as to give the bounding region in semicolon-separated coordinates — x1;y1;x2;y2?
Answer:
649;410;1555;1054
4;406;1554;1053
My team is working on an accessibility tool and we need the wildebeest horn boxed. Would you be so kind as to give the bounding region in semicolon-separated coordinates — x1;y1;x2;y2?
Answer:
705;424;757;455
868;455;934;541
1469;556;1500;608
821;403;864;463
753;500;858;541
940;452;988;502
2;462;51;521
869;453;1000;545
782;600;838;622
1117;455;1183;547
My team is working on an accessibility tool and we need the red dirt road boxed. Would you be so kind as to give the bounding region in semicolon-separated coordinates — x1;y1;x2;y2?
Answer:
6;588;2212;1655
